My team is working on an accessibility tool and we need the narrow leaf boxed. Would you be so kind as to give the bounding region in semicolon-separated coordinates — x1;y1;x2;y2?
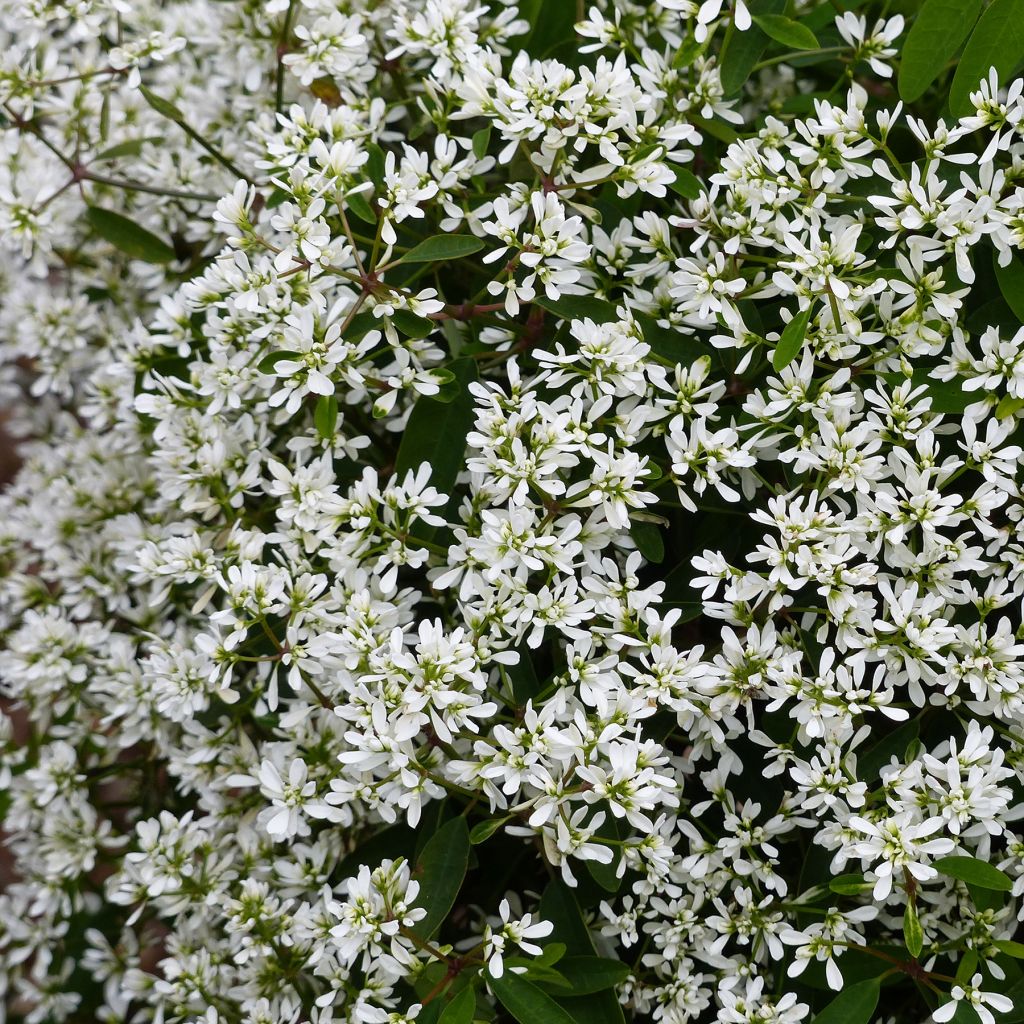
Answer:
949;0;1024;118
812;977;880;1024
412;816;471;939
395;358;478;529
490;973;578;1024
85;207;176;263
399;235;484;264
548;957;631;996
472;125;492;160
630;521;665;563
470;816;511;845
668;167;701;200
994;251;1024;322
314;395;338;439
772;306;811;371
751;13;818;49
829;873;871;895
138;84;186;122
438;986;475;1024
934;856;1013;891
533;294;617;324
720;0;786;94
93;136;163;162
904;902;923;959
898;0;984;102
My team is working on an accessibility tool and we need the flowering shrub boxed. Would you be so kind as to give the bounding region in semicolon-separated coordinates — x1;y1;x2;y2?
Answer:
6;0;1024;1022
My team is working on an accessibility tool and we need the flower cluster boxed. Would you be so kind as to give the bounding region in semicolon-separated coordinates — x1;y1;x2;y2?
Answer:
2;2;1024;1024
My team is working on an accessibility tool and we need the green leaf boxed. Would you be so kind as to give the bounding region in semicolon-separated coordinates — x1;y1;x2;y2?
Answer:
365;141;386;189
472;125;492;160
347;190;377;224
858;717;921;782
505;644;542;705
548;957;630;996
996;394;1024;420
439;986;476;1024
667;167;701;200
490;973;578;1024
994;251;1024;322
470;817;511;845
391;309;436;338
904;902;924;959
533;294;618;324
314;395;338;439
256;351;292;374
396;358;477;521
412;816;471;939
772;306;811;371
138;84;186;122
811;976;880;1024
720;0;786;94
85;207;176;263
949;1004;983;1024
949;0;1024;118
899;0;984;102
629;521;665;563
751;13;818;49
829;873;871;895
93;136;163;162
399;234;485;264
997;940;1024;960
537;881;626;1024
934;856;1013;891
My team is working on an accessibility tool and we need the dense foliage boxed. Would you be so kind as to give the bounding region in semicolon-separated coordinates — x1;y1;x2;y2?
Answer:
5;1;1024;1023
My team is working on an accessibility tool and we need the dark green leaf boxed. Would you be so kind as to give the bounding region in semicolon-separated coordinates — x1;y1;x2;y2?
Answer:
904;902;923;959
412;816;471;939
949;0;1024;118
532;294;618;324
537;882;625;1024
720;0;785;94
85;207;176;263
396;358;477;523
950;1004;983;1024
347;190;377;224
934;856;1013;891
667;167;701;200
314;395;338;439
772;306;811;371
548;957;630;995
504;644;542;705
812;976;880;1024
470;816;511;845
93;136;163;162
256;351;292;374
859;718;921;782
399;235;485;264
994;251;1024;322
630;521;665;563
472;125;492;160
899;0;984;102
751;13;818;49
996;395;1024;420
139;84;186;122
438;985;476;1024
390;309;436;339
490;973;578;1024
365;142;386;188
829;873;871;895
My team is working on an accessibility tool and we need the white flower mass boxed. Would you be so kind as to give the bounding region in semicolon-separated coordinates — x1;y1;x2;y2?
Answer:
2;2;1024;1023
